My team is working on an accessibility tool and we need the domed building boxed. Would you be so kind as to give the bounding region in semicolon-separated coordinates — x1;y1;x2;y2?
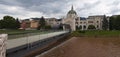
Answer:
63;6;78;31
62;6;108;31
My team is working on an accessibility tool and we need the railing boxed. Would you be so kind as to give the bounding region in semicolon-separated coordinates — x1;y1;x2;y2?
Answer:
6;31;69;57
8;30;62;40
0;34;7;57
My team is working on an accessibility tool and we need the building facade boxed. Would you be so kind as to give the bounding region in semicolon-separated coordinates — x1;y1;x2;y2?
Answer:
63;6;77;31
62;6;108;31
20;6;109;31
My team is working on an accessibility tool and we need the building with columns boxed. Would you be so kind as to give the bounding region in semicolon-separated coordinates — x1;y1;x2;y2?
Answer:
20;6;109;31
62;6;108;31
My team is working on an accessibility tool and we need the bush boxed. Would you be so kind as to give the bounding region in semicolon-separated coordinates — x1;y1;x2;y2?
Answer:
78;30;85;33
88;25;96;30
44;25;51;29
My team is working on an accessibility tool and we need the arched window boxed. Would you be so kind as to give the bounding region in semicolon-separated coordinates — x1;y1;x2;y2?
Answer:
79;25;82;29
83;25;86;29
97;21;99;23
88;25;96;30
97;25;99;28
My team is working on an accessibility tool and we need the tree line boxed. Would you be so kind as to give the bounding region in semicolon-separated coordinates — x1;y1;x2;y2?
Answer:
109;15;120;30
0;16;20;29
0;15;120;30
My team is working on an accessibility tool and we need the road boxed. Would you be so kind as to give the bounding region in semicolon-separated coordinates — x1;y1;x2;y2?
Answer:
7;31;68;49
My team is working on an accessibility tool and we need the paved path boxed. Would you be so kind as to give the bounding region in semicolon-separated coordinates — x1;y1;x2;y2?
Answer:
7;31;68;49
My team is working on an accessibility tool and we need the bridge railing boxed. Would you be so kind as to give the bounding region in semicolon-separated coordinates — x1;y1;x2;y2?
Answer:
6;31;69;55
0;34;7;57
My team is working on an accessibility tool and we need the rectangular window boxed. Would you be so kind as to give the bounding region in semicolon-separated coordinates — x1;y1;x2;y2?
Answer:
88;21;93;23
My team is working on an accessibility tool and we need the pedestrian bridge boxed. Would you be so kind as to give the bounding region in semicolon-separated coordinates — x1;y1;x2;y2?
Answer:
6;31;69;57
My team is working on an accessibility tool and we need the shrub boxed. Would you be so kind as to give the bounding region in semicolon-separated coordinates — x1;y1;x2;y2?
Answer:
88;25;96;30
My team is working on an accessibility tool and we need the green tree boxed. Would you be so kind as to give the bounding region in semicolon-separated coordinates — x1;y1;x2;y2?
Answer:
102;15;109;30
44;25;51;29
0;20;4;29
3;16;16;29
88;25;96;30
15;18;20;29
109;16;114;30
37;16;46;30
109;15;120;30
0;15;20;29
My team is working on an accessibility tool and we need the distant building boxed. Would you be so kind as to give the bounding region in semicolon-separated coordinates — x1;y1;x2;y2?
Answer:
20;6;109;31
20;18;62;30
62;6;109;31
63;5;77;31
30;18;40;29
20;19;30;30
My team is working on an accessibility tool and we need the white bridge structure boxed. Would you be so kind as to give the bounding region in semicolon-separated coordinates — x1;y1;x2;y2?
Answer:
6;31;69;57
7;31;68;49
0;34;7;57
0;31;69;57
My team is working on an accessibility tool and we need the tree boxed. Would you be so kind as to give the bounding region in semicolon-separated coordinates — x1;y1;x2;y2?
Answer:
0;15;20;29
102;15;109;30
3;16;16;29
109;15;120;30
0;20;4;29
88;25;96;30
37;16;46;30
44;25;51;29
109;16;114;30
15;18;20;29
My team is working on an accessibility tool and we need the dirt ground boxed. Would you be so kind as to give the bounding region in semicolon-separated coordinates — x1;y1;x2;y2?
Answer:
38;37;120;57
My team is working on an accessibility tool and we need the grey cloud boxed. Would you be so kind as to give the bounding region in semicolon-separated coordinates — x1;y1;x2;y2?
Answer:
0;0;70;18
78;1;101;11
111;0;120;5
111;9;120;14
0;0;120;19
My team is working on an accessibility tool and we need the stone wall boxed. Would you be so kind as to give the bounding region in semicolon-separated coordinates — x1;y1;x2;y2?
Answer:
0;34;7;57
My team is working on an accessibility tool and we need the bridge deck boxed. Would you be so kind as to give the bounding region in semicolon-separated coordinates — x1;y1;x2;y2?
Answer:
7;31;68;49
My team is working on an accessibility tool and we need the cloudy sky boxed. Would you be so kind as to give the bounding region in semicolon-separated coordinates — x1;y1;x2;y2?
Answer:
0;0;120;19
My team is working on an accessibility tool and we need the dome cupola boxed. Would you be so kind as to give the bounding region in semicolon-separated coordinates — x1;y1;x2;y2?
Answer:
67;5;77;15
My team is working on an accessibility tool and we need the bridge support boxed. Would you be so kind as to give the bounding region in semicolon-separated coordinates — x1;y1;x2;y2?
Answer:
0;34;7;57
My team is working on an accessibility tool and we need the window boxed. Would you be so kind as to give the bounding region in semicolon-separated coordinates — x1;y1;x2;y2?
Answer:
75;19;78;21
97;25;99;28
76;22;78;24
97;21;99;23
83;25;86;29
88;21;93;23
84;22;86;24
80;22;82;24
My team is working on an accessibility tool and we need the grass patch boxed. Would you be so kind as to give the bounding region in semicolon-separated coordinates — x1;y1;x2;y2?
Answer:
70;30;120;37
0;29;59;39
0;30;43;35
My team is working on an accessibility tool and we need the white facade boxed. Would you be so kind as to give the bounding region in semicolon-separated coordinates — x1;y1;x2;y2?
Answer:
63;6;77;31
0;34;7;57
62;6;106;31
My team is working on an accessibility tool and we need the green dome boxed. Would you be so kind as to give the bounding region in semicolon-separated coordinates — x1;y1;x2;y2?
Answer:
67;5;77;15
68;10;77;15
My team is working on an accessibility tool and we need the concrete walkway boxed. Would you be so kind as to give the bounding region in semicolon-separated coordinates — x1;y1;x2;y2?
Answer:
7;31;68;49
